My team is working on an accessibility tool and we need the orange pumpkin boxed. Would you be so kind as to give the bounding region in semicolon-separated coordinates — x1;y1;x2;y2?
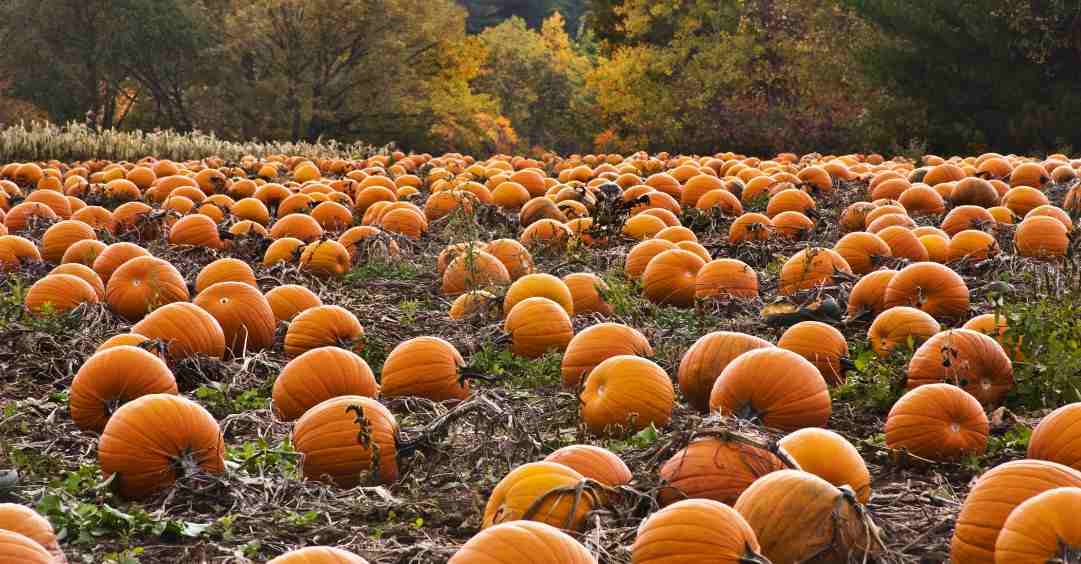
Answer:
833;232;891;275
503;273;574;317
868;306;941;357
632;499;766;564
441;249;511;295
624;239;676;279
1015;215;1069;259
41;220;96;264
292;395;398;487
449;521;597;564
61;238;107;266
659;436;788;506
561;272;614;315
481;461;596;531
883;262;970;321
195;258;257;293
380;336;469;402
1028;403;1081;471
272;346;378;421
265;284;323;323
641;249;706;307
24;273;100;315
0;530;53;563
777;321;850;386
778;428;870;503
132;302;227;361
484;238;535;280
709;348;831;431
92;242;150;284
678;332;773;413
168;213;225;250
906;329;1013;406
885;383;988;461
561;323;652;389
846;269;897;318
729;212;771;243
580;355;673;436
544;444;632;488
0;504;66;563
105;256;189;321
995;487;1081;564
299;239;352;276
284;305;364;358
778;247;852;295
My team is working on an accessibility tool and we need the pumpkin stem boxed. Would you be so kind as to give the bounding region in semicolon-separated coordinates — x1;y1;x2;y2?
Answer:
170;447;205;480
1055;542;1081;563
734;402;763;426
519;478;609;530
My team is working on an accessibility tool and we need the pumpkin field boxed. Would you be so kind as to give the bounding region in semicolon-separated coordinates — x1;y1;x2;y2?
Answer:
2;146;1081;564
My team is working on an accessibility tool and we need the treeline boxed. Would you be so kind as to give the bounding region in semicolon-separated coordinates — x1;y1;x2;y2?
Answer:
0;0;1078;156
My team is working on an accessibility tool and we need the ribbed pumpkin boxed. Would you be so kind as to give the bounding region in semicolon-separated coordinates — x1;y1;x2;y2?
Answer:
503;273;574;317
833;232;891;275
694;258;759;300
168;213;225;250
678;332;773;413
45;264;103;301
267;546;369;564
519;218;571;249
658;436;788;506
951;460;1081;564
263;237;306;266
839;202;875;232
883;262;970;321
777;321;850;386
1002;185;1049;217
292;395;398;487
449;291;497;320
994;487;1081;564
770;210;815;240
1015;215;1069;259
92;242;150;284
624;239;677;279
0;530;53;564
632;499;767;564
875;224;929;262
41;219;96;264
846;269;897;318
544;445;632;488
623;213;667;239
1028;403;1081;471
898;184;946;215
728;212;771;243
61;238;107;266
132;302;227;361
580;355;673;436
504;297;573;358
963;312;1023;361
270;213;324;242
195;258;257;293
98;393;225;499
709;348;830;431
448;521;596;564
484;238;535;280
481;461;597;531
778;247;852;295
560;323;652;389
69;346;178;433
561;272;614;315
884;383;988;461
441;249;511;295
734;470;881;564
778;428;871;503
24;273;99;316
641;249;706;307
284;305;364;358
867;306;940;357
380;336;468;402
941;205;995;236
105;256;189;321
265;284;322;323
193;282;276;356
907;329;1013;406
948;229;1000;263
0;504;66;563
272;347;378;421
299;239;352;277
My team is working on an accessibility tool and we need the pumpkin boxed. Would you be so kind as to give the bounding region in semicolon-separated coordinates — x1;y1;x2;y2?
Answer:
292;395;398;487
1025;204;1073;231
105;256;189;321
833;232;891;275
963;312;1023;361
503;274;574;317
24;274;99;315
948;229;1000;262
1002;186;1050;217
380;336;469;402
192;281;276;356
61;238;107;266
951;460;1081;564
270;213;325;242
263;237;306;266
883;262;970;321
98;393;225;499
544;445;631;488
624;239;677;279
272;347;378;421
1028;403;1081;471
839;202;875;232
631;499;767;564
195;258;257;293
267;546;370;563
898;184;946;215
69;345;178;433
504;297;574;358
709;348;831;431
735;470;881;564
776;321;850;386
641;249;706;307
310;200;354;231
484;238;535;280
778;247;852;295
658;436;788;506
449;290;497;320
481;461;597;531
906;329;1013;406
951;177;1000;207
441;249;511;295
769;211;815;240
868;306;941;356
766;188;816;217
96;332;157;353
694;258;758;300
168;213;224;250
778;428;870;503
874;224;929;262
265;284;322;323
0;504;66;563
3;202;58;232
0;530;53;564
729;212;771;243
941;205;995;236
284;305;364;358
448;520;596;564
50;263;105;299
92;242;150;284
41;220;96;264
580;355;673;436
299;239;352;277
561;323;652;389
994;487;1081;564
867;213;917;234
678;332;773;413
846;269;897;318
1015;215;1069;259
520;196;567;227
884;383;988;461
561;272;614;315
132;302;227;361
622;213;667;239
920;233;950;263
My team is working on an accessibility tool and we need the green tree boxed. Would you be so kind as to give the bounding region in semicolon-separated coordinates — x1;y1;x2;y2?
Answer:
845;0;1081;153
461;0;587;35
